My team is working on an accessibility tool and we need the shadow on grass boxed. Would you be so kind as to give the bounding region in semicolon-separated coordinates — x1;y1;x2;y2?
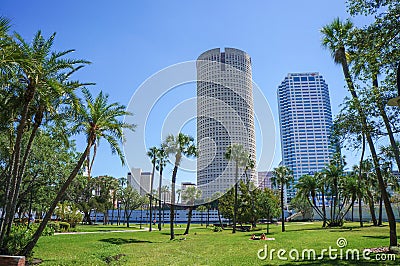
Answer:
362;235;389;239
160;232;185;236
99;238;153;245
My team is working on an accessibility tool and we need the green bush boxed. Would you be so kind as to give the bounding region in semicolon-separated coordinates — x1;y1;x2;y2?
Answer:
54;202;83;228
48;222;60;232
213;226;222;232
59;222;70;232
5;224;33;255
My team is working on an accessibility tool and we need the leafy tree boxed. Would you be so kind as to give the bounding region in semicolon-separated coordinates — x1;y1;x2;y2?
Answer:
224;143;249;233
271;165;293;232
162;133;196;240
118;186;144;227
218;188;234;223
257;188;280;234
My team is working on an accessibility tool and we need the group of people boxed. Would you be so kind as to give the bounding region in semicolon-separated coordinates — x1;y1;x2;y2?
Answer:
250;233;266;240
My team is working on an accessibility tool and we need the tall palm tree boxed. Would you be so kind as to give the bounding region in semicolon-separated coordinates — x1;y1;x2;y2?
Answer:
162;133;196;240
0;30;89;246
20;89;135;256
271;165;293;232
147;146;158;232
224;143;249;233
156;148;168;231
322;17;397;246
182;186;202;235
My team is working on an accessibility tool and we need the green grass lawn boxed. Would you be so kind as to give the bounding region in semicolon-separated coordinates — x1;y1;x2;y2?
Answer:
74;224;142;232
33;222;400;265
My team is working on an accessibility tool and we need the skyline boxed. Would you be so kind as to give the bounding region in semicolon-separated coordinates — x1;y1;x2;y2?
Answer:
1;1;374;182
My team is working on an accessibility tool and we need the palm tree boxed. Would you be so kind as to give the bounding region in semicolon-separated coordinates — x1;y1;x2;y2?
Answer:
20;89;135;256
182;186;202;234
156;148;168;231
271;165;293;232
224;144;249;233
162;133;196;240
321;17;397;246
0;30;89;246
147;146;158;232
296;174;325;220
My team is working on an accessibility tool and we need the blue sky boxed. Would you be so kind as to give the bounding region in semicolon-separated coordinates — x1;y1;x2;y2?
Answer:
1;1;371;185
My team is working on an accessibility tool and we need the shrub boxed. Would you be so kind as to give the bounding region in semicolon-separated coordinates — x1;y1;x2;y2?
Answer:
48;222;60;232
213;226;222;232
5;224;33;255
59;222;70;232
54;202;84;228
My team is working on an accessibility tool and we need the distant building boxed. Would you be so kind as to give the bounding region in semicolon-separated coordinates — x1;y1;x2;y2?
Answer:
180;182;196;204
127;168;152;196
257;171;273;190
278;72;334;203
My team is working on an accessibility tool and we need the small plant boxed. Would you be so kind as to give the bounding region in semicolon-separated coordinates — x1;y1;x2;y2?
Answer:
59;222;71;232
213;226;222;232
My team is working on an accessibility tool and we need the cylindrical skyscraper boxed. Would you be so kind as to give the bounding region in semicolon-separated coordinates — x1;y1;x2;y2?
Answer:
197;48;256;199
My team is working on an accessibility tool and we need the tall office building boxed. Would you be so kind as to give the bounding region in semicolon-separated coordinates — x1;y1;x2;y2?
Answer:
278;72;333;203
127;168;152;196
197;48;256;199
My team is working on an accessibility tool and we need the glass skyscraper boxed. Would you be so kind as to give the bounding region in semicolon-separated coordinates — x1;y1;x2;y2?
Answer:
277;72;333;203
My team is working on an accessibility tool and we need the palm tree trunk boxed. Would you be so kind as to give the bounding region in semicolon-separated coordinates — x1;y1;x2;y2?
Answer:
378;194;383;226
0;85;36;246
20;138;93;256
281;186;285;232
170;164;178;240
217;206;223;228
358;133;365;227
184;207;193;234
158;167;163;231
207;207;210;227
111;195;115;225
366;190;378;226
321;188;327;227
340;55;397;246
358;197;363;226
7;110;43;238
149;161;155;232
233;162;238;233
